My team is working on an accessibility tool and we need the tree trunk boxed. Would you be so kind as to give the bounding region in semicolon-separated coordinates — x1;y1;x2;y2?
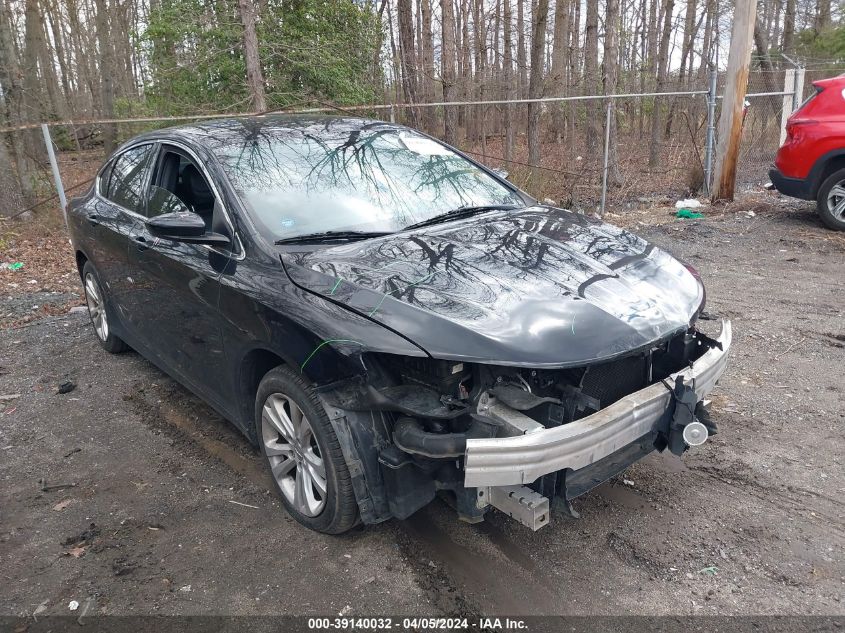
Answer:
814;0;831;33
527;0;549;184
467;0;487;144
550;0;569;141
419;0;436;131
647;0;673;167
516;0;527;98
0;0;35;203
22;0;47;162
583;0;599;156
94;0;116;153
386;0;402;107
237;0;267;112
697;0;715;80
503;0;515;160
441;0;458;145
459;0;470;132
782;0;795;53
603;0;621;185
664;0;697;137
397;0;419;124
566;0;578;142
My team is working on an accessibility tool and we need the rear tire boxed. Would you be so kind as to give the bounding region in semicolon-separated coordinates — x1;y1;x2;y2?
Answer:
81;261;129;353
255;365;359;534
816;168;845;231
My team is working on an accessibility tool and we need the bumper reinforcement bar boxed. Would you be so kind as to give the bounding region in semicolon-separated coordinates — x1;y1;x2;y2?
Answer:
464;320;732;488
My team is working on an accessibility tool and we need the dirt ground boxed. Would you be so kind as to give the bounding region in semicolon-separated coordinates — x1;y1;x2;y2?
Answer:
1;192;843;618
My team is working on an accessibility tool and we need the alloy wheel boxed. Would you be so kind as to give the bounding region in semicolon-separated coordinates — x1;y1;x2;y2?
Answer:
261;393;327;517
826;181;845;222
84;273;109;341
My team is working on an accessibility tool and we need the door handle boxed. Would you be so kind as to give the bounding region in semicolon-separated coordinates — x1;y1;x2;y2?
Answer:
86;213;102;226
131;235;150;251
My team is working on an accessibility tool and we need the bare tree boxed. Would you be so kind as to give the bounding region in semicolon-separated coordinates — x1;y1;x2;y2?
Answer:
419;0;436;131
782;0;796;53
550;0;570;142
237;0;267;112
0;0;34;203
441;0;458;145
397;0;419;124
603;0;622;185
583;0;600;155
503;0;515;160
527;0;549;184
516;0;527;98
92;0;117;154
648;0;674;167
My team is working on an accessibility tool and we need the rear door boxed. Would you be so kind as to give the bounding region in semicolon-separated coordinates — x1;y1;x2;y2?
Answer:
89;143;156;326
124;143;240;416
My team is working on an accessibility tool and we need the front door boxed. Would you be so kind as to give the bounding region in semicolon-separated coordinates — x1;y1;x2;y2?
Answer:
123;144;239;416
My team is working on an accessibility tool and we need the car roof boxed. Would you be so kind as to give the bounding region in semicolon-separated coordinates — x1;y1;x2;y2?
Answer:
128;114;397;150
813;74;845;90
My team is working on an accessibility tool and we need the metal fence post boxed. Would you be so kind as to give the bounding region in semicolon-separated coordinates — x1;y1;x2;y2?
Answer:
792;67;805;111
780;68;796;145
600;101;611;216
703;70;718;197
41;123;67;225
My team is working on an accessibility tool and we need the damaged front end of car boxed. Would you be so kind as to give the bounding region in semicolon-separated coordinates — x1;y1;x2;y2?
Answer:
313;320;731;531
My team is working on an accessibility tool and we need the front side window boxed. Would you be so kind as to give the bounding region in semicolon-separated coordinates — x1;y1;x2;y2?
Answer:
105;144;155;214
211;121;524;242
148;148;219;231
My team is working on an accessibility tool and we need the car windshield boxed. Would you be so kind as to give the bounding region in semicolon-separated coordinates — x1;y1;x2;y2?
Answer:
211;120;525;241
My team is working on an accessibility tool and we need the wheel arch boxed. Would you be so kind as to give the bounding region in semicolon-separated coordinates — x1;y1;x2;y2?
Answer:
809;149;845;198
236;347;290;444
75;250;89;279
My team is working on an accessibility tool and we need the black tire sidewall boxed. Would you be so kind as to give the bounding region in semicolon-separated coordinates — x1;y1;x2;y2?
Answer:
254;366;358;534
816;168;845;231
81;261;128;353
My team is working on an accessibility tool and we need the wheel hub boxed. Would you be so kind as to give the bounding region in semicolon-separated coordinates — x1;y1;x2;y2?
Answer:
826;181;845;221
261;393;327;517
84;272;109;342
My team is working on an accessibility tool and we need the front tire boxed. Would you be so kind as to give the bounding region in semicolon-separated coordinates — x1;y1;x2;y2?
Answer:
81;261;128;353
816;168;845;231
255;366;359;534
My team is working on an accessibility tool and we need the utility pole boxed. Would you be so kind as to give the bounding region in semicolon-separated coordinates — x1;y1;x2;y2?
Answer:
711;0;756;202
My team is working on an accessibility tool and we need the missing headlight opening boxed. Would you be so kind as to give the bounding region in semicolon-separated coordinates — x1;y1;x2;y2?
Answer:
317;322;731;531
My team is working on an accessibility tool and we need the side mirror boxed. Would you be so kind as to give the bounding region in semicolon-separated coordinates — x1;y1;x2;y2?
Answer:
146;187;231;246
147;210;206;239
492;168;510;181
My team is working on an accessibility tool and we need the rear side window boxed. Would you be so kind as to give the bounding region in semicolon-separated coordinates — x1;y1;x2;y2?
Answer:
104;144;155;214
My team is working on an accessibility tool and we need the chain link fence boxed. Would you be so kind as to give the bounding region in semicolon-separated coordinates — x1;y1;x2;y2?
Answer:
1;67;839;226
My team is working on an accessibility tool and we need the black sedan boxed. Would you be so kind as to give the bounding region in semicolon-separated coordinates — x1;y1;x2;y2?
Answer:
68;116;731;533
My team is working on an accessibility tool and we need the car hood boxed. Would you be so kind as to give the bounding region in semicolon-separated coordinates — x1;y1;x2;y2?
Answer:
280;206;704;367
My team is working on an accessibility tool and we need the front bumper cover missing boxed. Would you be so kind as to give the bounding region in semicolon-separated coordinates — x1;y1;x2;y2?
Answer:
464;320;732;488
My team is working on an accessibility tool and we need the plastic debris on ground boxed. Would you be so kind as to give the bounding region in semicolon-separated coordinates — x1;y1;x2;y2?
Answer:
676;209;704;219
0;262;24;271
58;381;76;395
675;199;702;209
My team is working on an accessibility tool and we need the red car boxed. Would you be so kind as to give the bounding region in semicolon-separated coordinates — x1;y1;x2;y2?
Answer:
770;74;845;231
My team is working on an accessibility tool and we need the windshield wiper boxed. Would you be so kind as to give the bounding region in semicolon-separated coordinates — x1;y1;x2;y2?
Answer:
403;205;521;231
274;230;392;245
